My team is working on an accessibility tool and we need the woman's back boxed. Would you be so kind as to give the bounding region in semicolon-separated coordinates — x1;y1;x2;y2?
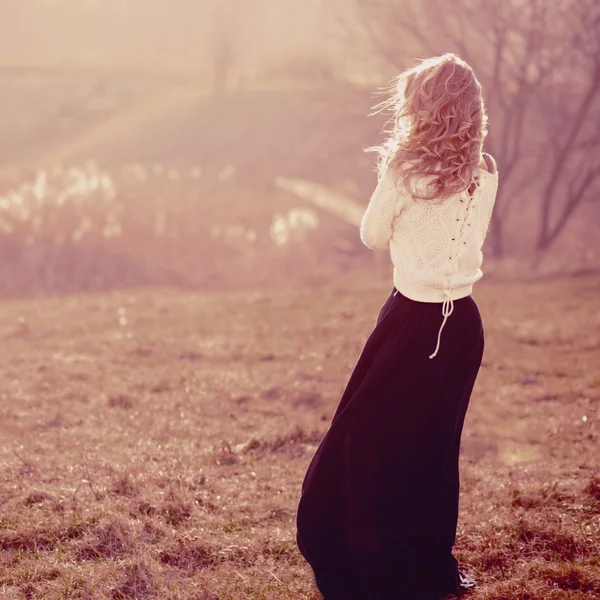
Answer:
388;157;499;303
360;154;499;304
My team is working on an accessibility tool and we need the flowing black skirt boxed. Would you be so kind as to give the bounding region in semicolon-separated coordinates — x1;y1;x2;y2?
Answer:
296;288;485;600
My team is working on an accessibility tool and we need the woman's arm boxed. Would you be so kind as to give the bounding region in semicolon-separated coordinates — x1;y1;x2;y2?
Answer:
359;167;404;250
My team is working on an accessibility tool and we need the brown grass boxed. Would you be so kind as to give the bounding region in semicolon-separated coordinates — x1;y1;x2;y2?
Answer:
0;274;599;599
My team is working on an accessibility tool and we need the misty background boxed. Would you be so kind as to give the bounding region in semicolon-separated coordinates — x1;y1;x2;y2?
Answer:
0;0;599;296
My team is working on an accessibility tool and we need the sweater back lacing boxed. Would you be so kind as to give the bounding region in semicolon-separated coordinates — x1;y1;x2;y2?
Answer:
428;175;480;360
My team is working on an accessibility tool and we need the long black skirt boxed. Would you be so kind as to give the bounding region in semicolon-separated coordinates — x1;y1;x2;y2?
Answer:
296;288;485;600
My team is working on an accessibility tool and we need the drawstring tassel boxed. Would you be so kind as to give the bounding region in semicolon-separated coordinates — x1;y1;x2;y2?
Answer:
429;293;454;359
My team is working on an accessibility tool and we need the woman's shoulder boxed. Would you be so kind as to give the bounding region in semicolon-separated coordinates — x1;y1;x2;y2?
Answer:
479;152;498;175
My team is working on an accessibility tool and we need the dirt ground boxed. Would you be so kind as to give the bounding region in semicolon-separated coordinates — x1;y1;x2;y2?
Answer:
0;273;599;599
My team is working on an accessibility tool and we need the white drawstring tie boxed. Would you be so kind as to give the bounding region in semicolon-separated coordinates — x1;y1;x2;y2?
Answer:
429;290;454;359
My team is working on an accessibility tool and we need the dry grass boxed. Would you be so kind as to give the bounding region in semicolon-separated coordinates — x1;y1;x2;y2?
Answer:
0;273;599;599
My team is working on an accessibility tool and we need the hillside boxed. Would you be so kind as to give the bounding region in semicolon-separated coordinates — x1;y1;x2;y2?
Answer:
1;73;598;299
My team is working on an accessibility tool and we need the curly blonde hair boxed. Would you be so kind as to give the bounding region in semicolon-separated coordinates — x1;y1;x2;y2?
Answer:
370;53;489;201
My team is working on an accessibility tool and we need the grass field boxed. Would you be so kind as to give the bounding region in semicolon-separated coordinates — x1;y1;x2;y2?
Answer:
0;274;599;599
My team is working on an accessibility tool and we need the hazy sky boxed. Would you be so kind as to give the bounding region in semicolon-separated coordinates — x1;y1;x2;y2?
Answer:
0;0;337;73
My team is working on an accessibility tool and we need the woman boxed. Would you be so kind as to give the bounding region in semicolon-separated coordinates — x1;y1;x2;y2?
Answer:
296;54;499;600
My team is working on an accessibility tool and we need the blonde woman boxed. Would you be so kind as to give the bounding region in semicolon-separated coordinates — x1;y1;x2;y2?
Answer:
296;54;498;600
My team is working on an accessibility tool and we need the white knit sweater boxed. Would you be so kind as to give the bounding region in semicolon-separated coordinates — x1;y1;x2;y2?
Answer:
360;160;499;358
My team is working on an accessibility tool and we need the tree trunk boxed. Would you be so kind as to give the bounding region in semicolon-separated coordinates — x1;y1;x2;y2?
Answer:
487;213;504;258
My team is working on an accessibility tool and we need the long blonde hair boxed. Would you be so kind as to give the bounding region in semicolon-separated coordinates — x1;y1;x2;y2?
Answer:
370;53;488;201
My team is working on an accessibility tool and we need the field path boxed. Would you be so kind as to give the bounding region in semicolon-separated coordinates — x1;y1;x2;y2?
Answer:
35;86;206;167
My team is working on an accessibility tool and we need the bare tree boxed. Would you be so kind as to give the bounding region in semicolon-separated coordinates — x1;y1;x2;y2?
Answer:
534;0;600;254
211;2;237;93
341;0;598;257
210;1;244;94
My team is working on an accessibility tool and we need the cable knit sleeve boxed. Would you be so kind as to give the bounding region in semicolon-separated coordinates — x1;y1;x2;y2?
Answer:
360;166;406;250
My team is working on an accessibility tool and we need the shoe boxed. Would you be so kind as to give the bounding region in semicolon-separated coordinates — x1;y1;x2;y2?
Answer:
458;569;476;590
